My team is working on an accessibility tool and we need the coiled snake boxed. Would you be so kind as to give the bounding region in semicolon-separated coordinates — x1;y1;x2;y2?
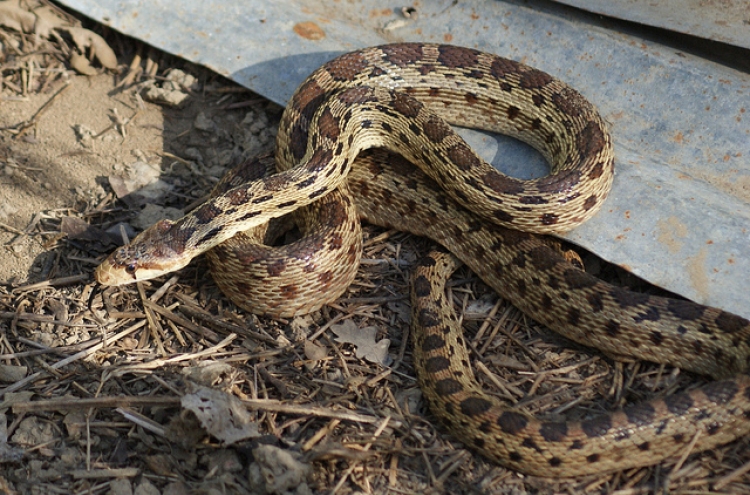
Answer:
95;44;750;476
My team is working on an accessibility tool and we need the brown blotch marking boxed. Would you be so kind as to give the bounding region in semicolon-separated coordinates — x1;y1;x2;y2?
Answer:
279;284;298;299
304;148;334;174
583;194;598;211
667;299;705;320
497;227;531;246
437;45;478;69
650;330;664;346
490;56;522;80
337;85;377;104
551;86;589;117
465;92;479;105
492;209;515;224
266;259;287;277
506;105;520;120
460;397;492;416
634;307;661;323
706;423;721;435
519;195;548;205
537;168;582;194
413;274;432;297
569;439;583;450
423;114;452;143
317;269;334;287
193;203;223;224
380;121;392;133
418;64;437;76
578;120;607;158
483;171;524;195
531;93;545;107
262;173;291;193
425;356;451;374
447;143;481;171
715;311;749;333
251;194;273;204
510;252;526;269
623;403;656;427
421;334;446;352
308;186;328;200
418;308;441;327
328;233;344;250
702;380;739;405
195;226;223;248
692;340;705;355
540;294;553;311
317;107;341;141
521;437;541;453
497;411;529;434
325;51;369;81
589;161;605;179
473;438;485;449
563;268;597;289
528;246;560;271
567;307;581;326
381;43;424;67
434;377;463;396
541;213;559;225
391;91;423;118
664;393;694;415
604;320;620;337
610;287;651;308
549;457;562;467
516;279;527;298
586;453;600;463
519;68;554;89
539;422;568;442
581;416;612;437
418;255;439;269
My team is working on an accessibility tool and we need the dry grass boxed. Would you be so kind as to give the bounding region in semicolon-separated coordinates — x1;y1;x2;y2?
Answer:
1;3;749;494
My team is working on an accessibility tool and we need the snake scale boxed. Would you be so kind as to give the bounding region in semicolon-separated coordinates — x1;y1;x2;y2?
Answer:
95;44;750;476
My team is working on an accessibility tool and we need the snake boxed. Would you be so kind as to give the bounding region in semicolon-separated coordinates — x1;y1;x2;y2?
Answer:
94;43;750;476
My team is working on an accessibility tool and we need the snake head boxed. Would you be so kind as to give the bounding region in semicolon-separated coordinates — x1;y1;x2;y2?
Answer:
95;219;190;286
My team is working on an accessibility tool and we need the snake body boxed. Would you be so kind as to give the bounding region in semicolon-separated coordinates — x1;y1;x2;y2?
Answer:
95;44;750;476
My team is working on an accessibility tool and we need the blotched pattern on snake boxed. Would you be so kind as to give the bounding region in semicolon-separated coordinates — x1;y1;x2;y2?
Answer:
95;43;750;476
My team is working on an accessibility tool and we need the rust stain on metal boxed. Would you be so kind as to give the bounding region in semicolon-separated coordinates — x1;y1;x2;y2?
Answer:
294;21;326;41
293;21;325;41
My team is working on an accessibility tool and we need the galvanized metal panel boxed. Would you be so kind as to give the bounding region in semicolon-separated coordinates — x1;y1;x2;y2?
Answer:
554;0;750;50
59;0;750;319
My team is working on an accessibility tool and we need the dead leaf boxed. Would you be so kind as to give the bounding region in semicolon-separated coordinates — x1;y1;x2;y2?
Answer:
248;445;311;495
304;340;327;362
62;26;117;70
0;1;36;35
68;51;97;76
330;320;392;366
181;383;259;444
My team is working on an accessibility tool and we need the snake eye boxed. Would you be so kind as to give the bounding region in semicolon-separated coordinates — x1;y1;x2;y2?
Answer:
125;263;137;275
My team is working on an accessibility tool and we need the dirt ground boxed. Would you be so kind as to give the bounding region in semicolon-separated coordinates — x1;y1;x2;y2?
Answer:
1;2;750;495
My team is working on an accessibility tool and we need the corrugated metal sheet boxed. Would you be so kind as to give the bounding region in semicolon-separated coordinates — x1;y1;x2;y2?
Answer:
554;0;750;49
58;0;750;319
